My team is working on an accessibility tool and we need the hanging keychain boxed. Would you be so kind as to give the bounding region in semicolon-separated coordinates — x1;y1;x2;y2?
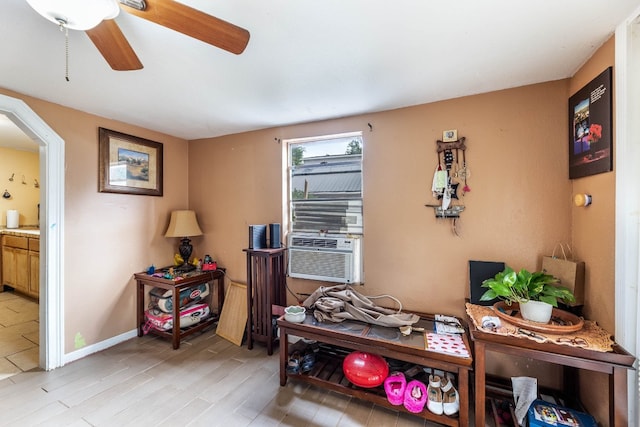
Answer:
461;149;471;194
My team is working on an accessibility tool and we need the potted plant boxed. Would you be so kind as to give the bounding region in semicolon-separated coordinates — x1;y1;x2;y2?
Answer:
480;266;576;323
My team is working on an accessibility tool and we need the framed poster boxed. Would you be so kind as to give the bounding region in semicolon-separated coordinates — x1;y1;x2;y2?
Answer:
98;127;163;196
568;67;612;179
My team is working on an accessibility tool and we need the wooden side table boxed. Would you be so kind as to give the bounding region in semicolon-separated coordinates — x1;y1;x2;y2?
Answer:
467;318;636;427
134;268;225;349
244;247;287;355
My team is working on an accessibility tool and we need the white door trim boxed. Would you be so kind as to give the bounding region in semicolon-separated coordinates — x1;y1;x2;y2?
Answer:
0;94;65;370
615;8;640;425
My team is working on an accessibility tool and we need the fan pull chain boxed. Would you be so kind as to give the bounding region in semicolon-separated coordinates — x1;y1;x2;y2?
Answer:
58;21;70;82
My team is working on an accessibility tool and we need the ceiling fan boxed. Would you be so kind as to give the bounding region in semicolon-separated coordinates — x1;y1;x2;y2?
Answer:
25;0;250;71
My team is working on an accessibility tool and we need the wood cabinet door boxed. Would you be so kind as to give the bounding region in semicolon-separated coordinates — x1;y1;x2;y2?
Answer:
2;246;28;293
14;248;29;293
29;251;39;298
2;246;16;286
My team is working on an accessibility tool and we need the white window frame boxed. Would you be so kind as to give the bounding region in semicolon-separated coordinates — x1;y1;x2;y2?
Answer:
282;131;364;238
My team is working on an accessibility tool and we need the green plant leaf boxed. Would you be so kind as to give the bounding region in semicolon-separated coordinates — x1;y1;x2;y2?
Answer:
542;284;576;303
497;282;516;297
479;289;498;301
504;271;517;286
528;282;544;296
538;295;558;306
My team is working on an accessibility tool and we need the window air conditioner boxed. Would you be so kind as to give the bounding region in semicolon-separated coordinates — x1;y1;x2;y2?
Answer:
288;233;363;284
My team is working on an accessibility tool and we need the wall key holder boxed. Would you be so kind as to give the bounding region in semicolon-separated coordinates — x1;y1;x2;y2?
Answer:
427;133;470;233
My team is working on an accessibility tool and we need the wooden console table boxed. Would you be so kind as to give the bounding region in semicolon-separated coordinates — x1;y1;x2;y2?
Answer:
278;314;473;427
468;319;636;427
134;268;225;349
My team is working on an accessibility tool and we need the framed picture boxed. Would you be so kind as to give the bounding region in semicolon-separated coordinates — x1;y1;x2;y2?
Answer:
442;129;458;142
98;127;163;196
568;67;612;179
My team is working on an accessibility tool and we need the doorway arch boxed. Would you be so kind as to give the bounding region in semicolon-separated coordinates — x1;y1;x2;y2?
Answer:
0;94;64;370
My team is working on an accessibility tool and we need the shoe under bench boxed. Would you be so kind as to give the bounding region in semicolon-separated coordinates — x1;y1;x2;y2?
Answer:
277;313;473;427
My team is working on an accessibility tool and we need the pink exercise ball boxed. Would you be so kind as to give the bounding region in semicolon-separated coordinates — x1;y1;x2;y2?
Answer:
342;351;389;388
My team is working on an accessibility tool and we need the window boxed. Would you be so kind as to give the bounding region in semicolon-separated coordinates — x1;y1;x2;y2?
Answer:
285;132;363;235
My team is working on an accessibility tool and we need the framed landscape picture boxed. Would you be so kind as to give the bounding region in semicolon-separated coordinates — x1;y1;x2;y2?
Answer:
98;127;163;196
568;67;613;179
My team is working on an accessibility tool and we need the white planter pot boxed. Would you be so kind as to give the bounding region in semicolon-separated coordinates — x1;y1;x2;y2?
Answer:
520;300;553;323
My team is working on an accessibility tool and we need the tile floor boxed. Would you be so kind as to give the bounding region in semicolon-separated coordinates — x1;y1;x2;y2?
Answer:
0;324;447;426
0;289;39;380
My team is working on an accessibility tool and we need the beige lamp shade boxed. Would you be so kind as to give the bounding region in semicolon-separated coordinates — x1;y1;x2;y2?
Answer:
165;210;203;237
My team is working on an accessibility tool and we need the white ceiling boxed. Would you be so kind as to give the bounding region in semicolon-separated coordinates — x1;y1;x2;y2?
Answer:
0;114;38;151
1;0;639;143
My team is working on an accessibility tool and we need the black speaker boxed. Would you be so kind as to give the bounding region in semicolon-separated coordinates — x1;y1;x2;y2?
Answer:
249;225;267;249
269;223;281;248
469;260;505;305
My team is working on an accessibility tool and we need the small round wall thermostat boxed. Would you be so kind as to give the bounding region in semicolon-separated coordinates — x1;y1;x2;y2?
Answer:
573;193;592;207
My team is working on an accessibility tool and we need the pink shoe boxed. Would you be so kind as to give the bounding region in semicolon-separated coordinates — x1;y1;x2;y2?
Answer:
384;372;406;405
404;380;427;413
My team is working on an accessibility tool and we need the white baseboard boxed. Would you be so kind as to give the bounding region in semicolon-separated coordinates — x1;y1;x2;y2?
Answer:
63;329;138;365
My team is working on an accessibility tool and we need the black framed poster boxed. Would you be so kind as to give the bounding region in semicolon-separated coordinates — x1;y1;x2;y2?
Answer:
568;67;613;179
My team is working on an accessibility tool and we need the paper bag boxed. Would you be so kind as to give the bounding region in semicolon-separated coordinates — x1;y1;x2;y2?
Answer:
541;245;585;306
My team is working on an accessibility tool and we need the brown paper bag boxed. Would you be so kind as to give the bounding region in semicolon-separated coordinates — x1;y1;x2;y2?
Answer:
541;244;585;306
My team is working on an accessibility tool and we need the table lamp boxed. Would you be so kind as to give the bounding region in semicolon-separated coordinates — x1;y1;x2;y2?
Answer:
165;210;203;272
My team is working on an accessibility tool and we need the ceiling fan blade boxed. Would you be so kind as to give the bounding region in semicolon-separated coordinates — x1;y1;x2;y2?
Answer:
86;19;143;71
121;0;250;55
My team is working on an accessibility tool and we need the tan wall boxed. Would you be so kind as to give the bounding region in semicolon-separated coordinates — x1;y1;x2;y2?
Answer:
0;87;189;353
568;37;615;424
569;38;615;333
190;79;572;317
0;147;39;226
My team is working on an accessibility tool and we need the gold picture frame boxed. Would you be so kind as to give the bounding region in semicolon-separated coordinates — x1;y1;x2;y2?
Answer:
98;127;163;196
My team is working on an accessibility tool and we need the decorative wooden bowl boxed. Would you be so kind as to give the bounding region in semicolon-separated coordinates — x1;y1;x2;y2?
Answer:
492;301;584;334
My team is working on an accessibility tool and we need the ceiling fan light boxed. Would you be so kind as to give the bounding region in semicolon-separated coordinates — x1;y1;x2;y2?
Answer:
26;0;120;31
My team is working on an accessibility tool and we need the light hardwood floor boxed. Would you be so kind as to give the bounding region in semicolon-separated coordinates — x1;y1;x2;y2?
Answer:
0;291;39;381
0;322;465;426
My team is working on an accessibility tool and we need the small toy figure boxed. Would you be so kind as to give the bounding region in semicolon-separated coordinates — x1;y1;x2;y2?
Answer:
202;254;217;271
163;267;175;279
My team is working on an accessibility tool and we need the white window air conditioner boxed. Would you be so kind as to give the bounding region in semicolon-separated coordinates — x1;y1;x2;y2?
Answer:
288;233;363;284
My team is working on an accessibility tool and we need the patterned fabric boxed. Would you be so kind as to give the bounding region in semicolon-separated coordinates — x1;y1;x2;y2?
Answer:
465;303;614;352
425;332;470;358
